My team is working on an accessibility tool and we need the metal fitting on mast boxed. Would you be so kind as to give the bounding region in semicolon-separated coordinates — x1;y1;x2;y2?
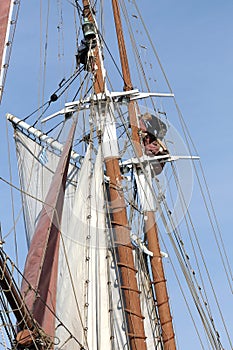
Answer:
76;16;97;70
82;17;96;41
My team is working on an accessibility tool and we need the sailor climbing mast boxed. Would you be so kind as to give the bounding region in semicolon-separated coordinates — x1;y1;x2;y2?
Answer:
82;1;147;349
111;0;176;349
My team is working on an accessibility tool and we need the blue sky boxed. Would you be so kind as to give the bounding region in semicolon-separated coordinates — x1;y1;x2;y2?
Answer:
149;1;233;217
0;1;232;349
150;2;233;347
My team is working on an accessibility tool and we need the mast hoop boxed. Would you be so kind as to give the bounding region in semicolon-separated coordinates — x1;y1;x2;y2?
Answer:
117;262;138;272
124;309;145;320
127;332;147;339
120;286;141;294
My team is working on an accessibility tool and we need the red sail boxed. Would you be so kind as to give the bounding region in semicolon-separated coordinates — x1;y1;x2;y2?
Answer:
21;119;77;339
0;0;11;98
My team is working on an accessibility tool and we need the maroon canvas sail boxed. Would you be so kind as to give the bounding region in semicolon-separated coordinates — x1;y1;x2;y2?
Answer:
0;1;11;66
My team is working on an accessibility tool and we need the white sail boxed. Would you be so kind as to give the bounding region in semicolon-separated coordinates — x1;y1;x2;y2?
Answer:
86;145;111;348
14;129;78;246
134;164;157;211
55;143;129;348
55;144;92;349
14;127;128;348
53;145;116;349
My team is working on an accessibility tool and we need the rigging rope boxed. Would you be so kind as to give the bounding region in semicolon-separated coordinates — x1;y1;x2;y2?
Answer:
3;1;231;348
5;117;19;282
131;0;233;295
20;65;85;126
42;0;50;124
0;245;86;349
112;86;229;349
158;200;223;349
122;1;233;348
119;0;157;113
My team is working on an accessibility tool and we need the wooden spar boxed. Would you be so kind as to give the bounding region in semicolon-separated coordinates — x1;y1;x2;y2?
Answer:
19;118;77;346
82;1;147;349
111;1;176;349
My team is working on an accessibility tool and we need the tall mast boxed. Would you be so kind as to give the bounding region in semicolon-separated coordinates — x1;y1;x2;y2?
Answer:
82;1;147;349
111;1;176;349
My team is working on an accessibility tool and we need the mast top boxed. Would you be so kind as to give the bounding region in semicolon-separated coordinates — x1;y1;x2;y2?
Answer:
81;0;106;94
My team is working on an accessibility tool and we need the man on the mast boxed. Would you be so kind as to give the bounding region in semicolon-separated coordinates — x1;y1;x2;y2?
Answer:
140;112;168;174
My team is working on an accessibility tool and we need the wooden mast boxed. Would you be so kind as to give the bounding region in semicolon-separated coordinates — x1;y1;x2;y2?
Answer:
82;1;147;349
111;1;176;349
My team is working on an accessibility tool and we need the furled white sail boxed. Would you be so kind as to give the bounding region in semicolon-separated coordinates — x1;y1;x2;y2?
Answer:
134;164;157;211
55;144;92;349
55;144;128;349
